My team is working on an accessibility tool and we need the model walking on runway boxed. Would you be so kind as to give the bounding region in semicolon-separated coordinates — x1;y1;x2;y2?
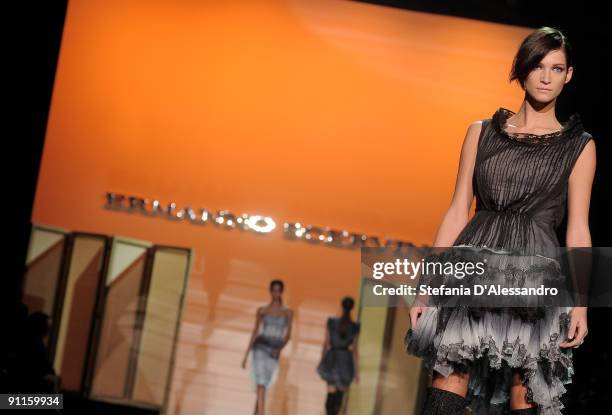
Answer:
317;296;360;415
405;27;595;415
242;279;293;415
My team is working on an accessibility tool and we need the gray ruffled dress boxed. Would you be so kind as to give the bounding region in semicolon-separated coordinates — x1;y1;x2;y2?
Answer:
405;107;594;415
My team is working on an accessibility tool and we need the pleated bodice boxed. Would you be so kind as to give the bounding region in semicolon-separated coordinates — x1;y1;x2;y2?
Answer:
453;107;593;254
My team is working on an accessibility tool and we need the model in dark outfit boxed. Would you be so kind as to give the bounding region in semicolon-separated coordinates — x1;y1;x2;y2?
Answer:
405;26;594;415
318;297;360;415
405;106;593;415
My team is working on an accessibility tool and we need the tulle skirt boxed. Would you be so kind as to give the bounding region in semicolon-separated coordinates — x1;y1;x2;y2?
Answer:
405;305;575;415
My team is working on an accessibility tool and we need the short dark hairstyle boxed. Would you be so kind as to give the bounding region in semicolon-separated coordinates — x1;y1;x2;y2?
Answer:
270;279;284;292
510;26;572;89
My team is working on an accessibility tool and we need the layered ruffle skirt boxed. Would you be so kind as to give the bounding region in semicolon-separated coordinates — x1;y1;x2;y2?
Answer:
405;305;574;415
405;246;578;414
317;347;356;389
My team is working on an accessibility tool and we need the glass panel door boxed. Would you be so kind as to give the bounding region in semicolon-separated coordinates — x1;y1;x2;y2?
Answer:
22;225;69;346
131;246;191;407
51;232;108;392
89;237;151;400
343;277;425;415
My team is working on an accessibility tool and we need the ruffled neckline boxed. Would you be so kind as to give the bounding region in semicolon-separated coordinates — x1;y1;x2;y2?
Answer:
492;107;583;145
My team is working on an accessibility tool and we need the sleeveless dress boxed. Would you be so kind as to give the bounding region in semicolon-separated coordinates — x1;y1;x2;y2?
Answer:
251;313;289;387
317;317;361;388
405;107;594;415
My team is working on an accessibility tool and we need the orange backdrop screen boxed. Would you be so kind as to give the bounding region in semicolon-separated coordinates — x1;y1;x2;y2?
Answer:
32;0;530;413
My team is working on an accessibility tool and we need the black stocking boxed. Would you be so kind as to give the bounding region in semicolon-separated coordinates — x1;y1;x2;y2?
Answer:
421;386;468;415
332;390;344;414
325;391;335;415
510;408;537;415
325;390;345;415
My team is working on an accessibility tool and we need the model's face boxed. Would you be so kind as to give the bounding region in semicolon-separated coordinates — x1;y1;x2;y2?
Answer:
270;284;283;300
524;49;573;103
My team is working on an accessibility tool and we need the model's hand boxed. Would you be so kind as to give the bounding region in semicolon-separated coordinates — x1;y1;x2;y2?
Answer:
354;372;359;384
559;307;588;348
241;355;248;369
409;306;427;330
271;348;281;359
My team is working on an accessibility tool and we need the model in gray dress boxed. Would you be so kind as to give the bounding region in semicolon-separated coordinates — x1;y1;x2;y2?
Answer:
405;107;594;415
252;313;290;387
242;279;293;415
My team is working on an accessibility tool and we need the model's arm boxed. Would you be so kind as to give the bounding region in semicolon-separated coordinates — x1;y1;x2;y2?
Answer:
241;307;263;368
566;138;596;245
351;328;360;383
432;120;482;246
560;138;595;349
411;121;482;314
321;318;331;359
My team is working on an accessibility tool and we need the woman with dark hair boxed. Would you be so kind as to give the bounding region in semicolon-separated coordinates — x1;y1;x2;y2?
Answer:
242;279;293;415
317;296;360;415
405;27;595;415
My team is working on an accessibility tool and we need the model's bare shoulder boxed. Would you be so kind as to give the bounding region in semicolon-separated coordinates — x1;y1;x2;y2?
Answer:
461;120;484;151
570;136;596;177
467;120;484;136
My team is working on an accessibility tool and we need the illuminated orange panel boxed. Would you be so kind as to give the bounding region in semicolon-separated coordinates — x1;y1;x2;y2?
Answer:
32;0;529;413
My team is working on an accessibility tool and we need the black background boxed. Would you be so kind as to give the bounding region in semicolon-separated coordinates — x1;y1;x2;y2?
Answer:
7;0;611;412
